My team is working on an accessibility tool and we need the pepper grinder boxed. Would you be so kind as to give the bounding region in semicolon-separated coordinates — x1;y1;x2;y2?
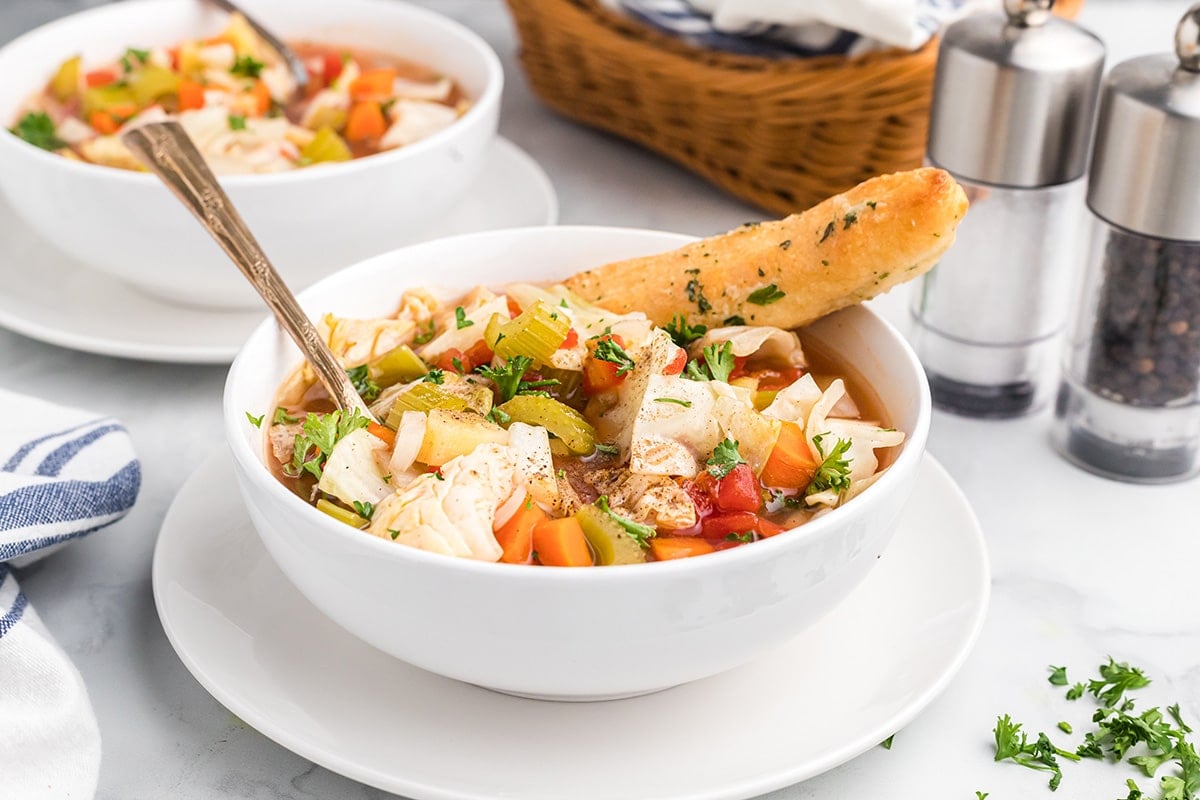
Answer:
910;0;1105;417
1055;5;1200;483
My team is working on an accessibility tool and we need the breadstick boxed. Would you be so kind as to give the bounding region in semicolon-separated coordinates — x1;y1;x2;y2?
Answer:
564;168;968;329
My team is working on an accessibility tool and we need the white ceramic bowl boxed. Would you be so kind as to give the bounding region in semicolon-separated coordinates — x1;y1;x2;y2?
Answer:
0;0;502;309
224;226;932;701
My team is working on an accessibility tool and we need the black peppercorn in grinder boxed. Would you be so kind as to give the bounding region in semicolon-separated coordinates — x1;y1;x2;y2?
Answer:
1055;4;1200;483
911;0;1105;418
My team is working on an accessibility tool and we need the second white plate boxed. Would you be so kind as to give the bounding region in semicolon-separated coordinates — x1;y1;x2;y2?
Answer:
153;449;989;800
0;137;557;365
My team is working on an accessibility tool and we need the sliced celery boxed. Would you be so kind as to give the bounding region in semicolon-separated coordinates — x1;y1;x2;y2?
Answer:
385;384;468;427
317;498;368;529
539;366;583;404
51;56;81;102
305;106;347;132
483;312;506;350
83;84;137;115
493;300;570;366
496;395;595;455
576;505;647;565
372;344;428;388
301;127;353;164
131;66;180;107
753;390;779;411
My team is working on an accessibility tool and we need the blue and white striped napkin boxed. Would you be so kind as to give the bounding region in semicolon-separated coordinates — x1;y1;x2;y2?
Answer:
0;389;141;800
606;0;995;56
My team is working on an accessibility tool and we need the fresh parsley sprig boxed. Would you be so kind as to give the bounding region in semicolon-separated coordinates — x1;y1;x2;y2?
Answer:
684;341;735;383
11;112;65;152
346;363;381;402
664;314;707;348
286;409;371;479
706;438;746;479
476;355;560;403
807;434;853;496
593;338;636;376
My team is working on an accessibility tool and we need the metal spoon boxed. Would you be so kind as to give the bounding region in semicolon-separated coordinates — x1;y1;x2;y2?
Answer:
122;121;374;420
200;0;309;101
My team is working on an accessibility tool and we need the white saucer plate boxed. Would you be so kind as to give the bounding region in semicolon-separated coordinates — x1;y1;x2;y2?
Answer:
153;449;989;800
0;137;557;365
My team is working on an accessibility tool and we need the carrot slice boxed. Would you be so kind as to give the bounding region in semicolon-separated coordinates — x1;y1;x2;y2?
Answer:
85;69;117;89
345;101;386;142
88;111;120;135
366;422;396;447
349;68;397;101
249;79;272;115
760;421;817;489
178;79;206;111
651;537;715;561
494;499;545;564
532;517;592;567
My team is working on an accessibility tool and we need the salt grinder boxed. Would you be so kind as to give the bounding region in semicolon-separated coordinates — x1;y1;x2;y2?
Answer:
911;0;1105;417
1055;5;1200;483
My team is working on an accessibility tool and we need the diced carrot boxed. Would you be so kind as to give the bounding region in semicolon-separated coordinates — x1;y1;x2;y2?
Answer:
532;517;592;567
106;103;139;121
506;296;523;317
345;101;387;142
249;79;272;115
349;67;397;101
757;519;788;538
651;537;715;561
582;333;628;395
760;421;817;489
366;422;395;447
88;111;120;135
178;79;206;111
494;498;545;564
85;69;117;88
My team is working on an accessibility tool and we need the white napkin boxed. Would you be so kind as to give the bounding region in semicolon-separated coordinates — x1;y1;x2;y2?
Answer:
0;390;141;800
607;0;997;54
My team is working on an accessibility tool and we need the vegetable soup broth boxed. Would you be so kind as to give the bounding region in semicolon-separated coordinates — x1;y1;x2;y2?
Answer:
9;14;468;173
260;284;904;566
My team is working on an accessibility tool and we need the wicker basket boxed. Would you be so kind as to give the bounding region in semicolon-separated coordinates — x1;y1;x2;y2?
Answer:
505;0;1084;215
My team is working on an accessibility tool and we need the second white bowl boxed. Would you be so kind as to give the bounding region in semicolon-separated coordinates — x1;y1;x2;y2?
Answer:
0;0;502;308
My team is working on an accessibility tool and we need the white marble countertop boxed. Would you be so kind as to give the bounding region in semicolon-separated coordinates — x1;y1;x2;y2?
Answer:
2;1;1198;798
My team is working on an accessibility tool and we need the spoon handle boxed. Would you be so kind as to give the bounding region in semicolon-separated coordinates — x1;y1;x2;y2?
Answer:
200;0;308;94
122;121;373;420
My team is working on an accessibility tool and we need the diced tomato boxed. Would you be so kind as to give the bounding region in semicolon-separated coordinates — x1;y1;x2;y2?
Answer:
728;356;750;380
683;477;715;520
85;69;117;89
436;348;471;373
323;52;345;85
756;519;788;538
714;464;761;513
560;328;579;350
464;339;494;369
506;296;522;317
753;367;805;392
701;511;759;540
582;333;628;395
664;347;687;375
169;47;181;71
